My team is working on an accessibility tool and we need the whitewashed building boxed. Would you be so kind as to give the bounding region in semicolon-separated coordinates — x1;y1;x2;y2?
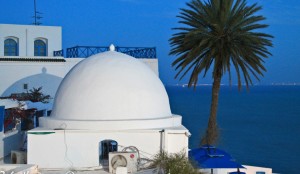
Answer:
1;24;190;173
0;24;158;99
0;24;163;164
28;46;190;169
0;24;62;57
0;24;79;99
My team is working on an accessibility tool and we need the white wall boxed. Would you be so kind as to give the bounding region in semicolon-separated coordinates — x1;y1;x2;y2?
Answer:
140;59;159;76
0;58;84;98
0;24;62;57
164;130;189;156
0;57;157;99
27;128;189;168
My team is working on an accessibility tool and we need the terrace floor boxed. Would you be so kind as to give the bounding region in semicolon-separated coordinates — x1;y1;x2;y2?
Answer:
1;155;155;174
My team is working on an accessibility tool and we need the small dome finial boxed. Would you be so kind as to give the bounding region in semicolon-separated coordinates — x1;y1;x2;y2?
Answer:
109;44;115;51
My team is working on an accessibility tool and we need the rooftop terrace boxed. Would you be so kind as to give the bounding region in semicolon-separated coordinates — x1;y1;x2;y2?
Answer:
54;46;157;59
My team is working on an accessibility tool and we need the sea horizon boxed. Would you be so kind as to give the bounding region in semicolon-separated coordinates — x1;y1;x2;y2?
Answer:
165;83;300;87
166;85;300;174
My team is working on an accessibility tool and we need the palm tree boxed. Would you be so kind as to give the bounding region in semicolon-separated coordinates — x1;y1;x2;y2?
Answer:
169;0;273;145
28;87;51;103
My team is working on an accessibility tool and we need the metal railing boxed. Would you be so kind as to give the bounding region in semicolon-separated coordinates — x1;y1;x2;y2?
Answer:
53;49;64;57
119;47;157;59
66;46;109;58
54;46;156;59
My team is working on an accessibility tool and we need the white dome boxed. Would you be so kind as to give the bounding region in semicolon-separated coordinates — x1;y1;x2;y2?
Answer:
50;50;172;121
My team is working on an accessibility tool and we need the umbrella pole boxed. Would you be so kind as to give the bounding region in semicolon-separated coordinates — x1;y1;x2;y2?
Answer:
211;168;213;174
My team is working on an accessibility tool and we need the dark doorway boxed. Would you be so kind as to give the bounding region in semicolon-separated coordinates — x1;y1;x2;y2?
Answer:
99;139;118;164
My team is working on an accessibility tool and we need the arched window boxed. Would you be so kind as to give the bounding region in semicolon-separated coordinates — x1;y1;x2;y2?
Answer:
4;39;18;56
34;39;47;56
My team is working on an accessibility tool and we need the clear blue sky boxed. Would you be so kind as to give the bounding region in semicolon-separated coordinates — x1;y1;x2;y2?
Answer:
1;0;300;85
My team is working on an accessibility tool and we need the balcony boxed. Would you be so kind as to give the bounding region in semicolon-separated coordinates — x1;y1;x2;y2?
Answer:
54;46;156;59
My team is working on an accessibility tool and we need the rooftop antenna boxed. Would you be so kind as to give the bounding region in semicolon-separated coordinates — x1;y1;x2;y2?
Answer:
32;0;43;25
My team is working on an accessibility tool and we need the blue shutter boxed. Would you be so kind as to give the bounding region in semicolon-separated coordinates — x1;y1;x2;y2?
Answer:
0;106;4;132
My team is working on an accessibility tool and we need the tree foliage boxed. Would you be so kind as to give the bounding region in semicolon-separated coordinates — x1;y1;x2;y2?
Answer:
170;0;273;88
169;0;273;144
28;87;51;103
151;151;202;174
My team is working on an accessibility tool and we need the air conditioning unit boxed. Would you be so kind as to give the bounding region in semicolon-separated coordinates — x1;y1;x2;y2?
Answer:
109;152;138;173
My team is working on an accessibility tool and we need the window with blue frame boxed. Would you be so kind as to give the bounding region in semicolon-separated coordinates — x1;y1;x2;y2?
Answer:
4;39;18;56
34;39;47;56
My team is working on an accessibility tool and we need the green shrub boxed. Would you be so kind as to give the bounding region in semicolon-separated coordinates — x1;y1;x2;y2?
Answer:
151;151;202;174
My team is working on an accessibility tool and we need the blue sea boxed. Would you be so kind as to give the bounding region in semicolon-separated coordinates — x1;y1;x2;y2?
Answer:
166;85;300;174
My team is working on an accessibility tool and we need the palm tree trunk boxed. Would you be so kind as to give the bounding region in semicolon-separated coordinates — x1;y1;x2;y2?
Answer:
201;69;222;145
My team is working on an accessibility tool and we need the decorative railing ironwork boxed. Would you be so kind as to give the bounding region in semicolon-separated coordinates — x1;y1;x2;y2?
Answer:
55;46;156;59
117;47;157;59
53;49;64;57
66;46;109;58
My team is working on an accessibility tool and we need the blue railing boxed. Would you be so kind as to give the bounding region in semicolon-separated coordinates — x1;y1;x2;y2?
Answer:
66;46;109;58
54;46;156;59
119;47;157;59
53;49;64;57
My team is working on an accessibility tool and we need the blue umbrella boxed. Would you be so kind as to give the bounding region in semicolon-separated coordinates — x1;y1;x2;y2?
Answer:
189;145;244;174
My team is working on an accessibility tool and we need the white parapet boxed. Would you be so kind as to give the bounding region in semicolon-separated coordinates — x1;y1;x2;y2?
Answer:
27;126;189;168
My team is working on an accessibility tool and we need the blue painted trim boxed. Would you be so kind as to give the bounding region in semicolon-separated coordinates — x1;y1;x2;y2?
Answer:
0;106;4;132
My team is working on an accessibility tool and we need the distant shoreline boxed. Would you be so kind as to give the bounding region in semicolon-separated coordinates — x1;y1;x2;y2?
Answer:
165;83;300;87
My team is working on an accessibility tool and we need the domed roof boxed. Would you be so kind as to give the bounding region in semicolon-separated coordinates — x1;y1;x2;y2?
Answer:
50;48;172;121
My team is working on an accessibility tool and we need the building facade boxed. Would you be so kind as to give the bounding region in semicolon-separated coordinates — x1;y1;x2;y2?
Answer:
0;24;158;99
0;24;62;57
0;24;160;161
28;49;190;169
